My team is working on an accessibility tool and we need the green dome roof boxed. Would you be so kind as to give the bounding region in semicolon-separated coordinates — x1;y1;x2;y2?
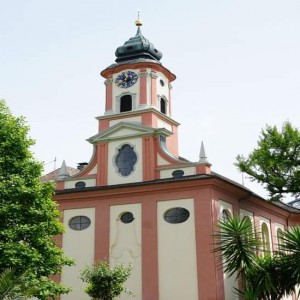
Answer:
115;27;163;63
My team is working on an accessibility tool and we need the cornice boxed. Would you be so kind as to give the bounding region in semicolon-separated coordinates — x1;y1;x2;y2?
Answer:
54;172;300;217
101;61;176;82
96;108;180;126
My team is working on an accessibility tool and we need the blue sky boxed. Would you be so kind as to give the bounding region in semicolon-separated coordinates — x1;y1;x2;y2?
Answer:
1;0;300;199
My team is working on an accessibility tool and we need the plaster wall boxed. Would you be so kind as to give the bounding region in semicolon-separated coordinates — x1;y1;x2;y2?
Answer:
65;178;96;189
157;119;172;131
157;153;170;166
157;198;198;300
110;204;142;300
160;166;196;179
87;164;97;175
274;222;285;230
143;68;151;108
240;208;254;220
61;208;95;300
109;116;142;127
107;138;143;185
108;128;143;138
156;72;169;102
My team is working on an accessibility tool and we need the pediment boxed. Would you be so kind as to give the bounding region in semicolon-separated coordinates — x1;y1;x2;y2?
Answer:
88;122;170;143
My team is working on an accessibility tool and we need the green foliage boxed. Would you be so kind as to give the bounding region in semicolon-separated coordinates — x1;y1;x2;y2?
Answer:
244;254;299;300
214;215;259;277
214;215;300;300
0;100;73;299
0;269;34;300
81;261;132;300
236;122;300;201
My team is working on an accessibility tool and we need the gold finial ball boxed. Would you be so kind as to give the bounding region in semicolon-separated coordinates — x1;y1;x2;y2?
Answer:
135;19;143;27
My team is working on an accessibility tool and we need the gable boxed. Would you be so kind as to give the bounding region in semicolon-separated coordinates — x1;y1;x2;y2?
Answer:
108;127;146;139
88;121;171;144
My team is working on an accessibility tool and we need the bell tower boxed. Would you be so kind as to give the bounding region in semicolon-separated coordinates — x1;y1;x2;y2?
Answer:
56;19;211;190
98;18;178;154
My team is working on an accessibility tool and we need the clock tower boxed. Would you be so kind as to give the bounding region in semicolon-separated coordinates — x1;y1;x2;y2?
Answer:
56;18;210;191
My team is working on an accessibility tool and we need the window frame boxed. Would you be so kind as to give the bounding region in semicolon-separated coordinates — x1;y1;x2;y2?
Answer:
163;207;190;224
69;216;91;231
115;144;138;177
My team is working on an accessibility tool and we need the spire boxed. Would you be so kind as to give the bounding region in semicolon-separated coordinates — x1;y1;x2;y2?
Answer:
198;141;209;164
135;10;142;27
57;160;69;180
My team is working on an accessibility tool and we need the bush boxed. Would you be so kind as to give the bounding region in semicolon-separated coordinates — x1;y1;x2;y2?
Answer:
81;261;132;300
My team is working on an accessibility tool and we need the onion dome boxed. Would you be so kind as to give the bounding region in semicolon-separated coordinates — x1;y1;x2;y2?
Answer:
115;19;163;63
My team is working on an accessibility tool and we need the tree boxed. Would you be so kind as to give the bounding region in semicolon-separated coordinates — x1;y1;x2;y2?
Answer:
0;100;73;299
236;122;300;201
81;261;132;300
214;215;300;300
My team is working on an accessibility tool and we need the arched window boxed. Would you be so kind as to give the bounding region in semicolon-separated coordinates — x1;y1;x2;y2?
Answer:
277;228;284;251
243;216;252;234
221;209;231;222
160;98;166;114
242;216;255;250
243;216;252;225
261;223;271;254
120;95;132;112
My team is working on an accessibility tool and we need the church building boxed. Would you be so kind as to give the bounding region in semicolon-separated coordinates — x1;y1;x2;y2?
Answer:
52;19;300;300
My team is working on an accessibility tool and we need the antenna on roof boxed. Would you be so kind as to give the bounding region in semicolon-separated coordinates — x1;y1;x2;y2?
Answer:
43;157;57;171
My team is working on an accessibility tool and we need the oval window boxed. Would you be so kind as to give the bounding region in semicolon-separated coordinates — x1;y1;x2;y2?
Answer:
164;207;190;224
69;216;91;231
172;170;184;179
120;212;134;224
75;181;86;189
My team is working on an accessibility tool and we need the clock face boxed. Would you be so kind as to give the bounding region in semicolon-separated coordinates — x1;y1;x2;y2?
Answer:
115;71;138;89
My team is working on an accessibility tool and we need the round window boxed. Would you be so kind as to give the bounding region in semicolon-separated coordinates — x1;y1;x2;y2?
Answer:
160;79;165;86
164;207;190;224
69;216;91;231
120;212;134;224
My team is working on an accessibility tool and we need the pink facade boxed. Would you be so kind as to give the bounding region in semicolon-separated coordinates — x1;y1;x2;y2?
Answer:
51;23;300;300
